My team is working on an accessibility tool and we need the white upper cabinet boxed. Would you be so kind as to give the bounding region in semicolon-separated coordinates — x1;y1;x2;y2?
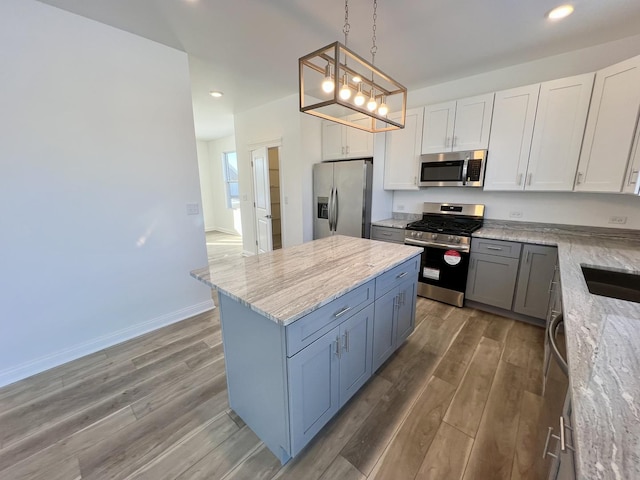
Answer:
575;55;640;192
321;114;374;160
485;73;594;192
527;73;595;191
484;84;540;191
421;93;494;154
383;107;424;190
623;124;640;195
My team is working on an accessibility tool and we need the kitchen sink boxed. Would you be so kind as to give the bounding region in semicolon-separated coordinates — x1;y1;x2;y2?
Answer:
581;265;640;303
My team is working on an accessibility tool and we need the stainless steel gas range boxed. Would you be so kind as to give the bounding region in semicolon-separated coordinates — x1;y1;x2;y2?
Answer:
404;202;485;307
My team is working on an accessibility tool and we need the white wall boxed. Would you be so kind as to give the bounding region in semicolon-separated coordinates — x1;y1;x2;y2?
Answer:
0;0;213;387
234;95;322;253
207;135;241;235
196;140;216;231
393;34;640;229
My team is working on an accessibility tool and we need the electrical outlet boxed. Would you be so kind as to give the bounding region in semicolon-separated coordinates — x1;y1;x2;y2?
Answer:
186;203;199;215
396;204;405;211
608;216;627;225
509;211;523;219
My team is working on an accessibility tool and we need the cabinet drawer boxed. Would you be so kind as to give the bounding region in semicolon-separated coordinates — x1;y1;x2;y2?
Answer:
375;256;420;299
286;280;374;357
471;237;522;258
371;226;405;244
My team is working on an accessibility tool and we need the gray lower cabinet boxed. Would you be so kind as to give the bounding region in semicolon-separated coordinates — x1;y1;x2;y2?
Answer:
466;252;520;309
371;225;405;244
513;244;558;318
372;278;418;372
288;302;374;455
466;238;558;321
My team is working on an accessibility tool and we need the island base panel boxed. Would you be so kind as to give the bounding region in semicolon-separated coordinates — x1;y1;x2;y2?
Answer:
218;293;292;464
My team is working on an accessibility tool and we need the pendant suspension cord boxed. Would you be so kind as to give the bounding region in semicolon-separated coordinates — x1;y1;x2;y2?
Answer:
343;0;350;50
370;0;378;66
343;0;350;68
370;0;378;87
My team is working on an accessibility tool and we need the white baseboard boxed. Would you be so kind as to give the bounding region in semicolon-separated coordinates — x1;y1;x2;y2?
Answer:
0;299;215;389
242;250;255;257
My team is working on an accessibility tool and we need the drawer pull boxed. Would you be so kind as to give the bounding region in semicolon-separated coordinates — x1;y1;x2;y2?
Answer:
333;306;351;318
543;427;557;459
396;271;408;279
486;246;503;251
382;232;392;236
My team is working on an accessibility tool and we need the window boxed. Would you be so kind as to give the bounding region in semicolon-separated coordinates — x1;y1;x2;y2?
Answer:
223;151;239;209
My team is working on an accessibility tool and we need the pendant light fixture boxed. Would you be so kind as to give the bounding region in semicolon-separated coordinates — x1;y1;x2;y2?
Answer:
298;0;407;133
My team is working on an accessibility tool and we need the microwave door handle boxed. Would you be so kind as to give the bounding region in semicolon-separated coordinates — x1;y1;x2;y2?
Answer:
461;158;469;185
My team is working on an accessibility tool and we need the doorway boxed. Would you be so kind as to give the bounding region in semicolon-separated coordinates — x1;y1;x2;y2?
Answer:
251;146;282;253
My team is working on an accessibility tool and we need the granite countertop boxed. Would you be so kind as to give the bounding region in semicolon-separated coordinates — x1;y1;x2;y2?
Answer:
474;220;640;480
372;212;421;229
191;235;423;326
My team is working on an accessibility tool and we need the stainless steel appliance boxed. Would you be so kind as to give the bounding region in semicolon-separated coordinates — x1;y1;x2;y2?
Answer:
404;202;485;307
313;159;373;239
418;150;487;187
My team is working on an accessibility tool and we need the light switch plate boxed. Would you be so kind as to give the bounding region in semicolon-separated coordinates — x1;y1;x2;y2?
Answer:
186;203;200;215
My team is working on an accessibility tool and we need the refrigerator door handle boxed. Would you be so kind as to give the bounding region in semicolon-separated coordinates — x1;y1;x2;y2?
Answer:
333;188;338;232
328;187;335;231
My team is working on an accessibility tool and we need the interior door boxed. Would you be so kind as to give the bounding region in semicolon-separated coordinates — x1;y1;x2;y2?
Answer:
252;147;272;253
333;160;366;238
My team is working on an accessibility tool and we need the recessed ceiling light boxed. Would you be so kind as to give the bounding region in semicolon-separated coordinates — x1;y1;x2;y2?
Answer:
547;4;574;20
209;91;223;98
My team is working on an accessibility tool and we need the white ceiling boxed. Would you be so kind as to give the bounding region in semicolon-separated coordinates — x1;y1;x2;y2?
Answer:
37;0;640;140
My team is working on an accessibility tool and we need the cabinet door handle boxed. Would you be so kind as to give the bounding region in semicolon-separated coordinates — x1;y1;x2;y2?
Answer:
393;295;399;310
346;145;350;155
548;280;557;293
333;306;351;318
414;176;417;185
335;336;341;359
344;330;350;353
629;169;639;186
526;172;532;186
525;250;530;263
543;427;557;459
396;271;408;279
470;258;476;270
575;172;583;185
517;173;523;186
445;136;451;148
486;246;503;251
453;135;458;147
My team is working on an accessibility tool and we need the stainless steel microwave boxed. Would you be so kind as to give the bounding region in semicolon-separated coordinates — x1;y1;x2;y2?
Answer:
418;150;487;187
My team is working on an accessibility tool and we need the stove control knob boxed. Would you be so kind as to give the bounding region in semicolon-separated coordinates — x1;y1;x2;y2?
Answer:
447;235;454;242
411;231;417;237
455;237;461;244
417;232;423;239
431;233;437;240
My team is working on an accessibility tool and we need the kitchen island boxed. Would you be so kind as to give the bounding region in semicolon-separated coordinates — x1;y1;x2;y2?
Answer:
474;221;640;480
191;235;423;464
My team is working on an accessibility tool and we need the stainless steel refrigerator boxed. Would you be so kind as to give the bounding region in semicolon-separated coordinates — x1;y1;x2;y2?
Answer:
313;158;373;239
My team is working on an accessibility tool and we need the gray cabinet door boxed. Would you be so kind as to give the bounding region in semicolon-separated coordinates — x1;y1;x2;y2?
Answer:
372;287;398;372
288;325;340;457
466;252;520;309
396;279;417;345
339;303;374;405
513;245;558;319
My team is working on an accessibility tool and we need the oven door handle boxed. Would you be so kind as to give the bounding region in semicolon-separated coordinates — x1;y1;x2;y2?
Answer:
404;239;470;252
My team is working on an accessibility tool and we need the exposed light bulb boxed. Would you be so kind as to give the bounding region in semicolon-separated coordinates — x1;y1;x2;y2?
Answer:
547;4;574;20
378;101;388;116
367;95;378;112
339;73;352;100
354;84;365;106
352;75;362;83
321;63;334;93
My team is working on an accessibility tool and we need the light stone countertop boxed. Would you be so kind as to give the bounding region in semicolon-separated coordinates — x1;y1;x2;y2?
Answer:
191;235;423;326
474;220;640;480
372;212;421;229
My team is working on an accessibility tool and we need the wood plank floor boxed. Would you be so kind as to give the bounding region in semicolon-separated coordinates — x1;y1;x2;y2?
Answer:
205;230;243;263
0;293;551;480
